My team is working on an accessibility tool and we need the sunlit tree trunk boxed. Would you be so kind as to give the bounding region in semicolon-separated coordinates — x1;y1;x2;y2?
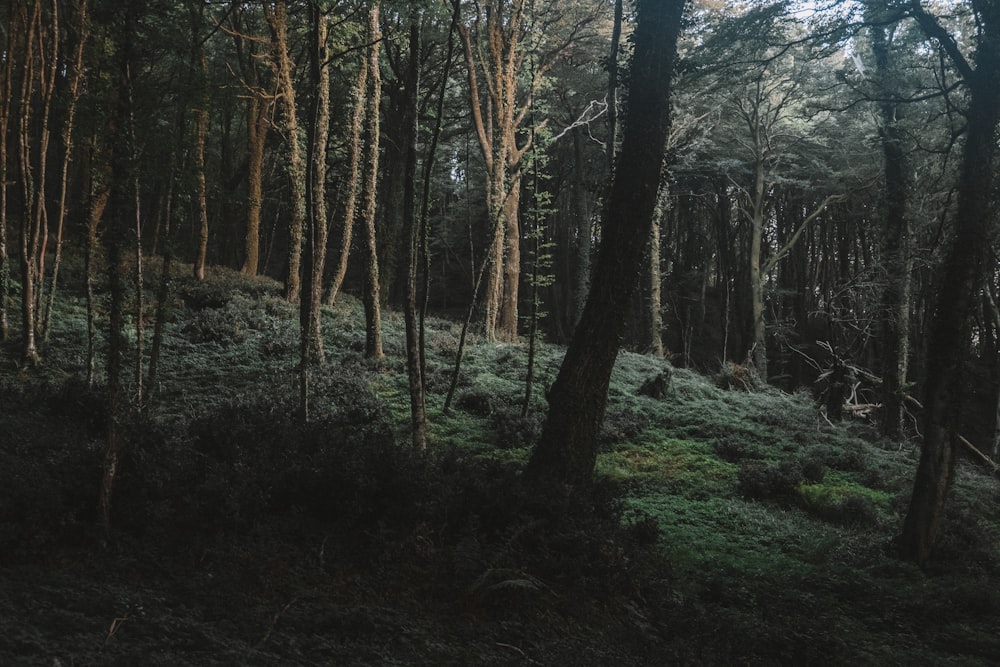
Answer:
40;0;89;342
299;1;330;418
266;0;305;302
0;1;15;341
361;1;383;360
190;0;210;282
325;53;368;305
16;0;58;366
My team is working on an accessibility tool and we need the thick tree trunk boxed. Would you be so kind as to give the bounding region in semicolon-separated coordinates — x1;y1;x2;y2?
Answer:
899;5;1000;565
526;0;686;487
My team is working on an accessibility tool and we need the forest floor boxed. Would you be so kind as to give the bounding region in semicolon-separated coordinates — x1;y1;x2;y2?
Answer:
2;260;1000;665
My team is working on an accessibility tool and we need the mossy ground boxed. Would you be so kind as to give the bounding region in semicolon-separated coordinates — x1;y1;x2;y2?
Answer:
2;261;999;665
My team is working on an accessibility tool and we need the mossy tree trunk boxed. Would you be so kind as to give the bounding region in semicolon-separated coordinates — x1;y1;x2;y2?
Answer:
526;0;687;487
266;0;305;303
361;1;384;360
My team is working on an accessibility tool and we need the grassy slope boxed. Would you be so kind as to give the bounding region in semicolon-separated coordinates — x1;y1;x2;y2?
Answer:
2;261;1000;665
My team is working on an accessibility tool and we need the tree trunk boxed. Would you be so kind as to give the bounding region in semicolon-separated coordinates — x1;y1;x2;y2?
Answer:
266;0;305;302
242;94;268;275
526;0;687;487
869;5;912;440
361;1;384;360
572;128;592;329
41;0;89;343
325;53;368;305
299;2;331;419
899;4;1000;566
401;15;427;449
191;0;210;281
99;0;138;543
0;1;14;342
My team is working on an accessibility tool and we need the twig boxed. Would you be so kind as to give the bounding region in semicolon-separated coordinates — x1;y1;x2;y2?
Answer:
495;642;542;665
105;614;129;645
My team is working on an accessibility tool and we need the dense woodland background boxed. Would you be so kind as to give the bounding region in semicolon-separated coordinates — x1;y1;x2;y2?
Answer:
3;0;1000;662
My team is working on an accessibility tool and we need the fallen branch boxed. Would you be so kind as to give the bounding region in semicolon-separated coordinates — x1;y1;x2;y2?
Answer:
904;395;999;473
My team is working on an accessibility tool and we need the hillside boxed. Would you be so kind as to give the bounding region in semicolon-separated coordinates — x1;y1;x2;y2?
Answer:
2;262;999;665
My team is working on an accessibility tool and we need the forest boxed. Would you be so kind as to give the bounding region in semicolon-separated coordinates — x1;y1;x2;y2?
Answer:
3;0;1000;663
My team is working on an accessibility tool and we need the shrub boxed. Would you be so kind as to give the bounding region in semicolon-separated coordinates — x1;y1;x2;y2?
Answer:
737;461;802;503
713;437;763;463
490;410;541;449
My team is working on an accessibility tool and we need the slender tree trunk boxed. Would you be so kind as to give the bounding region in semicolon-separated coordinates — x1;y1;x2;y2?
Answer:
242;95;268;275
0;1;15;342
41;0;89;343
606;0;623;169
899;4;1000;566
192;60;210;281
649;207;664;358
526;0;687;486
749;149;767;378
85;182;109;388
325;53;368;305
361;1;383;360
299;2;331;419
401;15;427;449
266;0;305;302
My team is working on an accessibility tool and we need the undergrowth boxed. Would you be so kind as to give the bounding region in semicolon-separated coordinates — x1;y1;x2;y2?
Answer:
2;263;1000;665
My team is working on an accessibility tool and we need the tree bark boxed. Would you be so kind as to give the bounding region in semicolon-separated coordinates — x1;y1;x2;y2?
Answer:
325;52;368;305
899;0;1000;566
266;0;306;302
401;15;427;449
361;1;384;360
99;0;139;543
0;1;15;342
191;1;210;282
526;0;687;487
40;0;89;343
869;4;912;440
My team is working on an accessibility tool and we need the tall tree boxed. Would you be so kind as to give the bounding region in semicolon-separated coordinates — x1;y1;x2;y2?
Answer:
0;0;16;341
265;0;306;302
99;0;141;542
454;0;595;342
899;0;1000;566
190;0;211;282
866;1;913;440
361;0;384;360
526;0;687;486
299;0;331;419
